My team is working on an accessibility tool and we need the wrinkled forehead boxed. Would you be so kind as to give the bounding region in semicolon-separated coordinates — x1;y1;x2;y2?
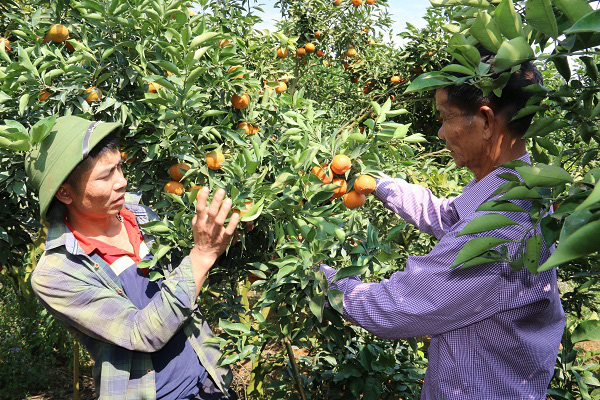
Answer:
434;88;451;112
88;148;122;175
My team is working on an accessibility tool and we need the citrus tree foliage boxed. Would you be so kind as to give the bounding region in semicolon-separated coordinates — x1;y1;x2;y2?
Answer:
0;0;598;398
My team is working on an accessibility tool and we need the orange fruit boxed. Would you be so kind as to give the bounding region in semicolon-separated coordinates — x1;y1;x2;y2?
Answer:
0;37;11;52
330;154;351;175
231;93;250;109
344;191;366;209
334;0;342;5
45;24;69;43
305;42;316;53
84;86;102;104
164;181;185;195
363;27;369;33
39;90;51;102
311;164;333;184
354;175;376;194
275;81;287;94
350;76;358;83
316;49;324;57
187;184;203;193
277;47;288;58
228;65;244;80
315;31;322;39
237;121;252;134
168;163;190;182
206;150;225;170
219;39;231;48
331;178;347;199
121;151;137;164
366;0;376;4
233;200;254;218
297;47;306;56
363;81;372;94
347;48;357;57
148;82;161;93
251;125;260;135
352;0;363;6
390;75;401;84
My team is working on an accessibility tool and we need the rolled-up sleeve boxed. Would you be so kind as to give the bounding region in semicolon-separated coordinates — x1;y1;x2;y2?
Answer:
375;176;459;239
321;232;504;339
31;255;198;352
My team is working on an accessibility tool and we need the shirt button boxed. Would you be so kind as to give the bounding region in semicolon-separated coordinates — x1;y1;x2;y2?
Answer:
117;289;123;294
94;263;100;269
147;369;153;374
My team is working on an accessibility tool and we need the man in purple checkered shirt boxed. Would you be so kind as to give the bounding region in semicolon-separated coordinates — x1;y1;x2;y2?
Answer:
321;50;565;399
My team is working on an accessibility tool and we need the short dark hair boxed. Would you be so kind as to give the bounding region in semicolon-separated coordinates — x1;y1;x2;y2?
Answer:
442;46;543;137
65;132;121;190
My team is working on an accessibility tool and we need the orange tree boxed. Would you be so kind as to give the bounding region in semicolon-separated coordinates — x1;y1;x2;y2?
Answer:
0;0;435;398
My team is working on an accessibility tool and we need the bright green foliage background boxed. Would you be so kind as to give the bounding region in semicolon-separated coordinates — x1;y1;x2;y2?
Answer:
0;0;598;399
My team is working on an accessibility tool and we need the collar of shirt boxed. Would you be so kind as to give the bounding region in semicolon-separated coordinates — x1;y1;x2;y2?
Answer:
451;152;531;220
44;192;146;255
63;207;144;263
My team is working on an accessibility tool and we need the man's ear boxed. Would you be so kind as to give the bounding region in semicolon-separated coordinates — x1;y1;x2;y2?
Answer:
479;105;495;140
55;184;73;205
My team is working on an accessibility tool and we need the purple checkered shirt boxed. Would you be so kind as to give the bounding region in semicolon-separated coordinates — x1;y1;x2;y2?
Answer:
321;153;565;400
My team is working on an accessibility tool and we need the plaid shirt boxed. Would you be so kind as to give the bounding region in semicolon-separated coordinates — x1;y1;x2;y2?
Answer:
30;193;232;399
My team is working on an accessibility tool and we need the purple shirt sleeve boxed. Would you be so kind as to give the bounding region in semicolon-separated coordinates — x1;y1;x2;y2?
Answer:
375;175;459;239
320;230;503;339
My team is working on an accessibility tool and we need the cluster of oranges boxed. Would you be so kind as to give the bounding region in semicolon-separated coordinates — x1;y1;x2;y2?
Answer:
311;155;376;209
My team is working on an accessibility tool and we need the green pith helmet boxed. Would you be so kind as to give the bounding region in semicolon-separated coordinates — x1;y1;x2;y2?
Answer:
24;116;122;220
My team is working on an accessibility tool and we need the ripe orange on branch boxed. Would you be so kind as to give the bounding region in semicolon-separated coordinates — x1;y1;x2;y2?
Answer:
0;37;11;52
169;163;190;182
45;24;69;43
231;93;250;109
39;90;51;102
311;165;333;184
347;48;357;57
277;47;288;58
148;82;161;93
206;150;225;170
366;0;376;4
84;86;102;104
354;175;376;194
334;0;342;5
344;191;366;209
315;31;322;39
297;47;306;56
331;155;351;175
228;65;244;80
305;43;316;53
352;0;363;6
275;81;287;94
164;181;185;195
331;178;348;199
316;50;324;57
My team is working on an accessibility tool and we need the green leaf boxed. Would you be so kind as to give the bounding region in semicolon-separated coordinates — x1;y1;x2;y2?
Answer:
493;37;535;72
477;200;527;213
495;0;523;39
539;219;600;270
30;115;57;144
332;264;368;283
515;164;573;187
575;184;600;211
141;220;171;235
551;55;571;82
554;0;593;24
18;93;29;117
309;294;324;322
441;64;476;75
565;9;600;33
327;289;344;314
404;72;453;93
451;237;512;268
219;319;251;335
571;320;600;343
523;117;570;139
18;46;39;77
190;32;219;49
457;214;520;236
525;0;558;38
524;235;542;274
469;11;503;53
499;186;543;200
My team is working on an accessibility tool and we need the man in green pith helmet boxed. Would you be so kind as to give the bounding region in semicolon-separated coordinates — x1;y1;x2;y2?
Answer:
25;116;240;400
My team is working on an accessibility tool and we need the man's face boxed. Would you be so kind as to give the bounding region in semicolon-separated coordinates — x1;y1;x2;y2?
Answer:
59;149;127;217
435;88;489;170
